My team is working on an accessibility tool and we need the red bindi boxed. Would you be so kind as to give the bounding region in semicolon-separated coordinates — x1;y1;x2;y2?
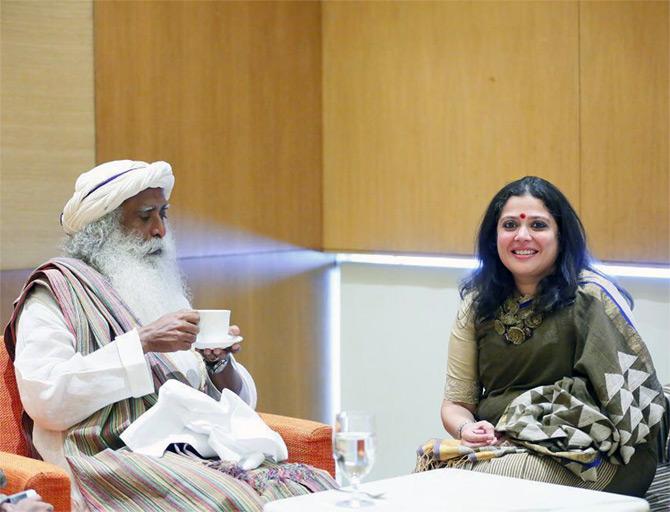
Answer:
519;213;526;219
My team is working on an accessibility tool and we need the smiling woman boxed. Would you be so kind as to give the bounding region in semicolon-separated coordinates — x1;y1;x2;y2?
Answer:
417;176;666;498
464;176;598;321
495;195;559;296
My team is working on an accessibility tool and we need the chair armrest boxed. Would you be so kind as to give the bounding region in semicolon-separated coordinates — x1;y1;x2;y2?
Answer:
259;412;335;477
0;451;71;511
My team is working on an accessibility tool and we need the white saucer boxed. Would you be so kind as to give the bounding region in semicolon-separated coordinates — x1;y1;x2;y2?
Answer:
194;335;243;350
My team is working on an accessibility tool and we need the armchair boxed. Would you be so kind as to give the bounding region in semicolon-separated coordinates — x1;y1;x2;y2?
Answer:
0;337;334;511
1;337;71;511
259;412;335;475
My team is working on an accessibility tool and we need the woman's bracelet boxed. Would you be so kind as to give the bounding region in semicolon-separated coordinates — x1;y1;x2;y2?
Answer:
456;420;473;439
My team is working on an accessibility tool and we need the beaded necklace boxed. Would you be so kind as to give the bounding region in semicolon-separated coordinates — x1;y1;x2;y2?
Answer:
494;294;543;345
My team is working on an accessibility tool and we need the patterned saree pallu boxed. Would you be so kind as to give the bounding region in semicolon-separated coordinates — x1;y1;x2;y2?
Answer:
495;275;665;482
415;439;526;472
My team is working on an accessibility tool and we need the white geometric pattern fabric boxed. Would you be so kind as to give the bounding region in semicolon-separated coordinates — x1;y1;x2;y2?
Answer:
635;423;650;443
618;388;634;414
638;386;659;410
605;373;625;401
627;368;650;393
629;406;643;431
648;403;665;427
618;351;638;374
588;423;612;443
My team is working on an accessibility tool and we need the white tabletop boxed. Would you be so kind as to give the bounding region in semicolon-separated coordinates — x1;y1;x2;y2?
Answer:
263;468;649;512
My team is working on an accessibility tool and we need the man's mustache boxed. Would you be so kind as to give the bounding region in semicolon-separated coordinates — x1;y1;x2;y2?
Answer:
144;238;165;257
127;236;166;258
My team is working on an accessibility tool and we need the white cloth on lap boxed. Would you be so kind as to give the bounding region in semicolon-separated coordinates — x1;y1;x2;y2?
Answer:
121;380;287;469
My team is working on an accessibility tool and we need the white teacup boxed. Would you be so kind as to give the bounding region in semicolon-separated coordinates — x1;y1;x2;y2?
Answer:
194;309;242;349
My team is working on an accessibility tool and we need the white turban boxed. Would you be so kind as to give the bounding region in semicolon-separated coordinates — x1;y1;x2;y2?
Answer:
61;160;174;235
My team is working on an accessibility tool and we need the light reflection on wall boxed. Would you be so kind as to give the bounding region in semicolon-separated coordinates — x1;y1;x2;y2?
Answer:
171;213;318;259
179;248;336;423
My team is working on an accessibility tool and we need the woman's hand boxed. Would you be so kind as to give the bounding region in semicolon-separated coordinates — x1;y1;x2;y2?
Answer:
460;420;498;447
441;399;504;447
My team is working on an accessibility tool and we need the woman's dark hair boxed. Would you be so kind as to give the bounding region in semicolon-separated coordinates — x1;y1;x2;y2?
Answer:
460;176;631;323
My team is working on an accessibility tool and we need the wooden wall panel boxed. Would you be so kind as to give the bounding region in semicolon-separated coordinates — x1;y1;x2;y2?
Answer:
180;251;335;423
323;1;580;255
580;1;669;264
0;1;95;270
94;1;323;258
0;269;31;326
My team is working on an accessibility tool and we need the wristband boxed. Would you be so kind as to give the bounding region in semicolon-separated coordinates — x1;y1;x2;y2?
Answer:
0;489;38;505
456;420;473;440
206;354;230;375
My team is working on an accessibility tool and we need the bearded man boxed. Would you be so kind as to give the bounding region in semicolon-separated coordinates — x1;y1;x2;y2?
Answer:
4;160;335;511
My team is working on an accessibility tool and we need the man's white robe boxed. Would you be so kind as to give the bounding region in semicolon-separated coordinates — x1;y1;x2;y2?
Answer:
14;287;257;510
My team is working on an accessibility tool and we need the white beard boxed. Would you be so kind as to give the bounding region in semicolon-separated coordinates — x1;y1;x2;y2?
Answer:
92;227;191;325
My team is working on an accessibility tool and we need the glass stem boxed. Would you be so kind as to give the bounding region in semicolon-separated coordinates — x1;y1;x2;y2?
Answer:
350;477;362;503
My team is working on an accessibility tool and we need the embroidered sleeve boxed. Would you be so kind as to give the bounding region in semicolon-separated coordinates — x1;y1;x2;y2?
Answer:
444;296;481;404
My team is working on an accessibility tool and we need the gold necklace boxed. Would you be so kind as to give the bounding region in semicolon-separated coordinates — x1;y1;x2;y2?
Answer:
494;295;543;345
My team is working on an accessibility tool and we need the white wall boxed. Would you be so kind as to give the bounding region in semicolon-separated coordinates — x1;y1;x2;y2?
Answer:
339;263;670;483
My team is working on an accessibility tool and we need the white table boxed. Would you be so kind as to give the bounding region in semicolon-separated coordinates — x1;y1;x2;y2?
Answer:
263;468;649;512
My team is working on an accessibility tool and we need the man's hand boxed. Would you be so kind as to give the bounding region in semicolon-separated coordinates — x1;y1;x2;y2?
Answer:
1;495;53;512
197;325;242;363
197;325;244;394
138;309;199;353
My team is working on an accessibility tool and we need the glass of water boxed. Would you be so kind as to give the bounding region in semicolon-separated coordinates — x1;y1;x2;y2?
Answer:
333;411;376;508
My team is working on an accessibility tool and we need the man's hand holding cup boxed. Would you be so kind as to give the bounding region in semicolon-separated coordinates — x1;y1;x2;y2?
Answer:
192;310;243;364
198;323;243;364
138;309;200;353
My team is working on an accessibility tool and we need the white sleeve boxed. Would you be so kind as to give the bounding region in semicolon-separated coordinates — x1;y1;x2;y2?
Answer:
229;355;257;409
14;287;155;431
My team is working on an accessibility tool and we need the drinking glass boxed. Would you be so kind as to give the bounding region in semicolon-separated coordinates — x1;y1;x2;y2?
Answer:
333;411;377;508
